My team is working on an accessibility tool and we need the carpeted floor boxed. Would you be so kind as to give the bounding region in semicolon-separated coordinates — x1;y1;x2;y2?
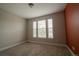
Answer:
0;42;71;56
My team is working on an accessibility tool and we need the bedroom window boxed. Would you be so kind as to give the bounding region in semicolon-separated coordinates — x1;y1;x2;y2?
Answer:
33;18;53;38
38;20;46;38
47;18;53;38
33;21;37;37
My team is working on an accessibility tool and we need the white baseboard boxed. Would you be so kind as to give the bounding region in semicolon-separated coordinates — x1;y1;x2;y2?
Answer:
29;41;67;47
66;45;76;56
0;40;75;56
0;41;26;51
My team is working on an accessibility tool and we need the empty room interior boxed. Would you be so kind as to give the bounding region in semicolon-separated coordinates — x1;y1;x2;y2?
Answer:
0;3;79;56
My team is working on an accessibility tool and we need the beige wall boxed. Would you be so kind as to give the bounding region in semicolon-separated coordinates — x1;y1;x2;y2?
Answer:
0;9;27;49
27;11;66;44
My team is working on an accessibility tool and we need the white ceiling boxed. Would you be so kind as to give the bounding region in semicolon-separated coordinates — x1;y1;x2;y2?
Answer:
0;3;67;19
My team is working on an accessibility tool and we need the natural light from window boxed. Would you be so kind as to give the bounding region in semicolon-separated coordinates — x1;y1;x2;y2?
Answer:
33;18;53;39
48;18;53;38
33;21;36;37
38;20;46;38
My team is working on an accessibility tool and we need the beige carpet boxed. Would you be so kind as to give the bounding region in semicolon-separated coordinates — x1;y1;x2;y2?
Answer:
0;42;71;56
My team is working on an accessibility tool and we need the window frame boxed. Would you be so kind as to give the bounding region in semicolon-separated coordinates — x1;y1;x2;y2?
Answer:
33;21;37;38
32;18;54;39
37;20;46;38
47;18;53;39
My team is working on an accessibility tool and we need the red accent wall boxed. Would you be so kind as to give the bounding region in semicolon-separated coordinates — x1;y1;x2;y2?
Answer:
65;4;79;55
